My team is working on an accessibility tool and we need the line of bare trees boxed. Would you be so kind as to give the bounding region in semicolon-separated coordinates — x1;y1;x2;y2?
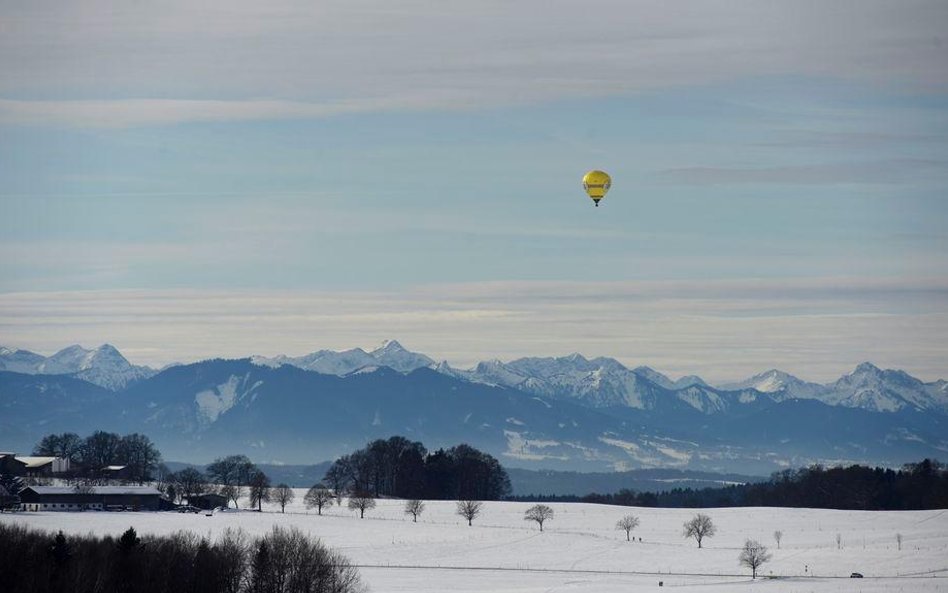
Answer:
159;456;293;512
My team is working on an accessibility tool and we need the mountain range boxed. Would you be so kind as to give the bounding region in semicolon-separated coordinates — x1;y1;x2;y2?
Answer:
1;341;946;474
0;344;155;390
5;340;944;415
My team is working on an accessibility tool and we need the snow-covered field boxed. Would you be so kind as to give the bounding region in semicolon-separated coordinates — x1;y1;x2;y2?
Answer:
3;492;947;592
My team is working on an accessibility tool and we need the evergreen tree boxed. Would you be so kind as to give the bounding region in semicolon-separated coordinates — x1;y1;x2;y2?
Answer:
118;527;141;553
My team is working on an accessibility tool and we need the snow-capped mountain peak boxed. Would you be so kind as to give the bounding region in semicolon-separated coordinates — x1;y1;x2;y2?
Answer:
674;375;708;389
823;362;948;413
47;344;93;367
0;343;155;390
718;369;827;402
728;369;798;393
373;339;407;354
0;346;50;373
252;340;435;377
369;340;435;372
853;361;882;375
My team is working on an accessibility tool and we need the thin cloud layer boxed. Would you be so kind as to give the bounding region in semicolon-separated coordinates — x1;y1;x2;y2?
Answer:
659;159;947;185
2;279;945;383
1;0;946;126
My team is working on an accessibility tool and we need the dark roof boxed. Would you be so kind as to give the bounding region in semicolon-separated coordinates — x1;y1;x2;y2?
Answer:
23;486;161;496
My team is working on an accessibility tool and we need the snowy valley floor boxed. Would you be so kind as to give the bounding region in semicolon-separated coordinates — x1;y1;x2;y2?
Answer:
2;495;947;592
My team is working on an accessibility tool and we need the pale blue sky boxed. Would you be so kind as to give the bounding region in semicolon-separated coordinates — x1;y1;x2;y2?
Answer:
1;1;946;381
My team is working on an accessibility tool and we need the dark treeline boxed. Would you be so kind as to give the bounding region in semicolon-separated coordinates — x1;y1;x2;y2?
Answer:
32;431;162;483
508;459;948;510
0;523;362;593
325;436;511;500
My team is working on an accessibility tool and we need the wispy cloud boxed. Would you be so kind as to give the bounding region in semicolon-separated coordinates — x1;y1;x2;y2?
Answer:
2;1;947;126
0;94;481;128
2;278;946;383
658;159;946;185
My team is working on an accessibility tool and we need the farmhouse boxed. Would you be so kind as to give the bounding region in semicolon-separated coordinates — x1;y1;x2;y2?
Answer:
18;486;161;511
0;453;71;476
16;456;71;476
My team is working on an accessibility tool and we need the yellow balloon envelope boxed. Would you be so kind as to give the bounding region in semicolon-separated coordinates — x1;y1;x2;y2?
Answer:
582;170;611;206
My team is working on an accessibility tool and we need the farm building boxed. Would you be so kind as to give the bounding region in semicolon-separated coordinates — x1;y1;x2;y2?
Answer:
15;456;71;476
187;492;229;510
18;486;162;511
0;453;71;476
100;465;131;480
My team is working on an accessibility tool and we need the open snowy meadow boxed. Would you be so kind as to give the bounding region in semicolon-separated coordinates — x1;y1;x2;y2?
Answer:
3;493;946;593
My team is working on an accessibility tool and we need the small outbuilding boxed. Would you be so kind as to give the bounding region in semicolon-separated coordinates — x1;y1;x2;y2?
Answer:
100;465;132;480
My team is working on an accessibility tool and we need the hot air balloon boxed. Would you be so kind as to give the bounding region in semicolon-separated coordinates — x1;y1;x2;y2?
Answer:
582;170;611;207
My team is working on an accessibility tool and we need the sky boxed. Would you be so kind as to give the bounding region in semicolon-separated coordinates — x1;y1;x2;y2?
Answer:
1;0;947;382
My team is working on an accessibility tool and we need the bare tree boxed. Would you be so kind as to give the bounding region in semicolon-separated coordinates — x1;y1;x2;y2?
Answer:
896;533;903;551
33;432;83;462
207;455;256;509
174;467;207;504
154;463;172;492
404;499;425;522
248;470;271;511
836;533;842;549
683;513;716;548
219;484;240;509
216;527;250;593
347;491;376;518
305;484;335;515
271;483;294;513
773;530;783;549
523;504;554;532
324;457;353;504
117;433;162;484
456;500;482;526
78;431;122;479
616;515;640;541
739;539;772;579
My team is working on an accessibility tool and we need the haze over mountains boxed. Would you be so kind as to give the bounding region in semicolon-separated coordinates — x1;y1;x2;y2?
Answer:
1;341;946;474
